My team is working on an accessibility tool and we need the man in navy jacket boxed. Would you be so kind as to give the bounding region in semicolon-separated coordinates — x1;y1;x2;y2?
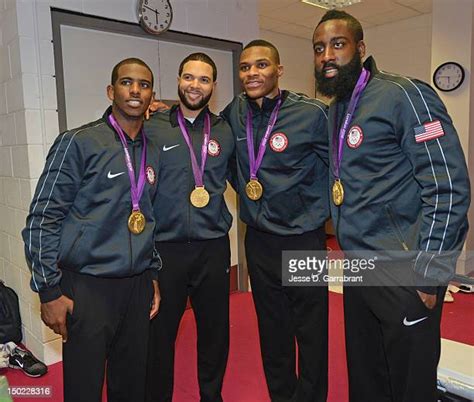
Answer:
313;10;470;402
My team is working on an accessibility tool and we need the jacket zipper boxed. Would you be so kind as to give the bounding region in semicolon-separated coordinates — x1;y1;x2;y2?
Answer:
69;229;84;260
254;112;265;230
334;206;343;251
187;120;194;243
385;204;409;251
129;139;137;274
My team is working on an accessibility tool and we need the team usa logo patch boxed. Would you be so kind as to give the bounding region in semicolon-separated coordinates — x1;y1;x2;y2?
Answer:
146;166;156;185
414;120;445;143
208;139;221;157
270;133;288;152
346;125;364;149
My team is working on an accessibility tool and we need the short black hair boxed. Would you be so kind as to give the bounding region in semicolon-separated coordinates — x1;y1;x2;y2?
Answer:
243;39;280;64
178;53;217;81
316;10;364;42
111;58;154;86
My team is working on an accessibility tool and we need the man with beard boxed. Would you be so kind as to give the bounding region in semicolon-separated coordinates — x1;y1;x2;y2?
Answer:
313;10;470;402
222;40;329;402
145;53;234;402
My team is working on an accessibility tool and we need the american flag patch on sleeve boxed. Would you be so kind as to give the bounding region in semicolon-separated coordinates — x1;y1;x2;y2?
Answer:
414;120;445;143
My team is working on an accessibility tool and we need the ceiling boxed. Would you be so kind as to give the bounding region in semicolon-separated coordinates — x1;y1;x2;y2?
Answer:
259;0;432;39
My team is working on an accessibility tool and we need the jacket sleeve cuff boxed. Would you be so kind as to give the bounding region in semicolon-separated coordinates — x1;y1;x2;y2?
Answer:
39;285;63;303
412;250;456;286
150;248;163;279
413;271;438;294
149;268;159;281
415;286;438;295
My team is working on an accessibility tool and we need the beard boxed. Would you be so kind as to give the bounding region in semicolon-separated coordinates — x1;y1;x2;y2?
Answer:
178;88;212;111
314;51;363;101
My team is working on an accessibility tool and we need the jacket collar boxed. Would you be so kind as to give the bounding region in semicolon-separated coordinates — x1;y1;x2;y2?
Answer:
246;89;288;114
103;106;144;143
169;104;216;128
363;56;379;78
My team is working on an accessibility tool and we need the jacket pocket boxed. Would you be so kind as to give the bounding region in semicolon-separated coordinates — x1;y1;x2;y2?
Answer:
59;227;85;270
299;192;317;224
385;204;409;251
220;205;233;227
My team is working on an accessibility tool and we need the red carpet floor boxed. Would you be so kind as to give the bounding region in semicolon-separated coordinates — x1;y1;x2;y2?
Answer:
2;291;472;402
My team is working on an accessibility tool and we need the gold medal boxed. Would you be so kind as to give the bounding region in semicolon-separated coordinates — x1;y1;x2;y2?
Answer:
128;210;146;234
332;179;344;206
246;179;263;201
190;186;210;208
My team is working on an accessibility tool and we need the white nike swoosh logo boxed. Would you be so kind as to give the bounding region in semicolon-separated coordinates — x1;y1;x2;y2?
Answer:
107;171;125;179
237;137;247;141
163;144;180;151
403;316;428;326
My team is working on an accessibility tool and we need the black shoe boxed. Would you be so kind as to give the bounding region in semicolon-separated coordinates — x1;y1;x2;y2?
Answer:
8;347;48;377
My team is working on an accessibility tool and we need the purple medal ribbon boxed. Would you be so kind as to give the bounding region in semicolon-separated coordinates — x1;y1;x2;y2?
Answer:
246;95;283;180
177;108;211;188
108;113;147;212
332;68;370;179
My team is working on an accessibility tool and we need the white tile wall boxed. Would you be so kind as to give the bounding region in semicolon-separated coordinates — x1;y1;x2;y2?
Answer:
0;258;5;282
15;1;35;38
4;259;21;294
48;0;82;13
11;144;44;178
0;146;13;176
5;75;25;112
185;0;214;38
167;0;187;30
42;337;62;365
26;289;40;312
8;37;21;78
23;327;44;362
13;205;27;233
19;177;33;209
36;3;53;41
4;0;15;12
2;7;17;46
9;235;28;270
39;39;54;76
44;109;59;143
21;73;40;110
83;0;136;24
0;232;9;261
0;48;9;83
3;176;21;207
15;109;43;145
0;113;16;145
19;281;40;308
0;177;5;204
1;206;15;236
19;36;39;75
11;145;29;177
209;0;233;15
0;83;7;114
18;294;31;332
40;75;57;109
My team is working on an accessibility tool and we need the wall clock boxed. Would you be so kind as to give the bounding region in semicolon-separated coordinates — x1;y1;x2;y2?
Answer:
433;62;465;92
137;0;173;35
